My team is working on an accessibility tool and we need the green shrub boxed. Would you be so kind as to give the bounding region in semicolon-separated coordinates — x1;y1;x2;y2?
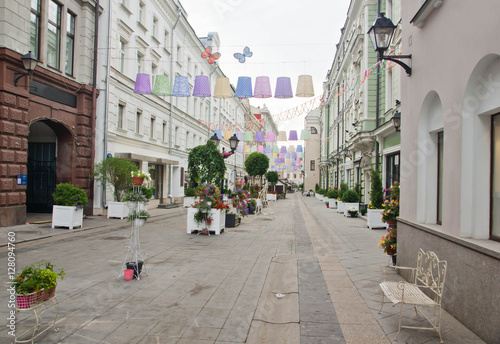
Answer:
91;157;137;202
327;189;339;199
339;182;348;199
265;171;279;185
315;183;320;192
369;168;384;209
184;188;196;197
52;183;88;209
341;189;360;203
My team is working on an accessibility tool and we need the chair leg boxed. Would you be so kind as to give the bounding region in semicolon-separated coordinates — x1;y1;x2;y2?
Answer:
394;303;404;341
379;293;385;314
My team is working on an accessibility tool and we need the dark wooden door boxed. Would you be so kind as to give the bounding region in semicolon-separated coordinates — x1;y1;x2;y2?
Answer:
26;143;56;213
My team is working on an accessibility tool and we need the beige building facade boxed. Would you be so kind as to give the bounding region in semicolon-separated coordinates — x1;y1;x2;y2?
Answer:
304;109;320;192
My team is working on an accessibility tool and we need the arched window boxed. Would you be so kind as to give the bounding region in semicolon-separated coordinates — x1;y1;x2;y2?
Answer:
310;127;318;134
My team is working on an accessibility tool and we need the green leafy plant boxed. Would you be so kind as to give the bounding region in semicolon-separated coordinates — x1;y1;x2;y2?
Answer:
315;183;320;192
187;141;226;187
52;183;88;209
127;210;151;222
124;186;153;203
131;170;151;180
265;171;279;185
91;157;138;202
14;261;65;295
249;199;257;207
347;207;358;217
245;152;270;185
327;189;339;199
184;188;196;197
341;189;360;203
325;201;329;206
369;168;384;209
353;182;361;199
338;182;348;199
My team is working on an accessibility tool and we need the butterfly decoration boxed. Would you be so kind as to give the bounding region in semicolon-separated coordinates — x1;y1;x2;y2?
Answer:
201;46;221;64
234;46;253;63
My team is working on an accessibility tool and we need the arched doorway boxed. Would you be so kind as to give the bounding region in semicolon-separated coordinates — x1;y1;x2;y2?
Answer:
27;120;74;213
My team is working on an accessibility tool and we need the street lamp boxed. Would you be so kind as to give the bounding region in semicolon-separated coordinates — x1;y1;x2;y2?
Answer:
392;111;401;132
14;51;38;86
228;134;239;153
367;13;412;76
209;133;220;148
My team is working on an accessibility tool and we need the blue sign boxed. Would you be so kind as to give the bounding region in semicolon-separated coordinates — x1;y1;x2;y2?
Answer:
17;174;27;185
107;153;112;159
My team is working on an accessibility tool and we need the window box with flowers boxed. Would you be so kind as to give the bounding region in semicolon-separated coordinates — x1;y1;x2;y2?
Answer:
52;183;88;230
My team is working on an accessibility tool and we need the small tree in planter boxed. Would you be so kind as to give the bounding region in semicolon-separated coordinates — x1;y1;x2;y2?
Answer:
337;182;349;213
327;189;339;208
187;140;226;188
265;171;279;201
367;168;387;229
91;157;138;202
52;183;88;229
245;152;270;186
341;189;360;217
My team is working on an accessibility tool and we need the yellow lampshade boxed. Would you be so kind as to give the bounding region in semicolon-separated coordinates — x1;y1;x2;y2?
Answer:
213;77;233;99
296;75;315;97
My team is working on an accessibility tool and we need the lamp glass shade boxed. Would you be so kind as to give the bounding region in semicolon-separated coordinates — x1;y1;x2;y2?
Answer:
280;146;287;153
274;77;293;98
265;131;276;142
234;76;253;98
296;145;303;153
22;51;38;71
300;129;310;140
243;131;254;142
367;13;396;53
134;73;152;94
210;133;220;147
172;75;190;97
192;75;211;97
257;145;265;153
254;76;272;98
229;134;239;150
296;75;315;97
277;131;287;141
288;130;298;141
255;131;264;142
152;75;170;96
213;77;233;98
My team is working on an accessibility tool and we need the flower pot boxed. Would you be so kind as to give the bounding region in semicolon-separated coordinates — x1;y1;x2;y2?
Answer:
126;261;144;279
132;176;144;186
37;286;56;302
16;291;38;309
124;269;134;281
133;219;145;227
344;203;359;217
387;219;397;228
337;201;345;213
52;205;84;230
206;219;212;226
386;248;395;256
107;202;129;219
326;205;329;208
367;209;388;229
226;213;239;227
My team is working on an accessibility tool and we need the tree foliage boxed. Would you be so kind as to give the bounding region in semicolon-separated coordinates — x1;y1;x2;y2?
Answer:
245;152;270;178
265;171;279;185
91;157;138;202
187;140;226;187
370;168;384;208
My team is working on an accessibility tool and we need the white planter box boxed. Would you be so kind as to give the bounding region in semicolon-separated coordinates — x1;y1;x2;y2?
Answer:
367;208;388;229
52;206;83;230
267;193;277;201
107;202;129;219
187;208;225;235
337;201;345;213
183;197;197;208
328;198;337;209
344;203;360;217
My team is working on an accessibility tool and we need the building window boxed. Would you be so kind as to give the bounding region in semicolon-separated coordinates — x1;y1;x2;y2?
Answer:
118;103;125;129
176;45;182;64
119;40;126;73
137;53;143;74
310;160;315;171
152;17;158;38
136;110;142;134
386;152;400;189
138;1;144;23
311;127;318;134
65;12;75;75
164;30;170;51
47;0;62;69
492;115;500;240
162;121;167;141
150;116;155;138
174;126;179;145
437;132;444;225
30;0;41;59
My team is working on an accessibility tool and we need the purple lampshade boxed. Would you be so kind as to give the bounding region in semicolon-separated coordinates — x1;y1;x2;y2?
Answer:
279;158;285;163
234;76;253;98
257;145;265;153
192;75;211;97
254;76;272;98
214;129;222;139
134;73;152;94
172;76;190;97
288;130;298;140
265;145;271;153
292;152;297;158
265;131;276;142
280;146;287;153
237;145;243;153
235;130;243;141
274;77;293;99
255;131;265;142
296;145;303;153
266;153;272;158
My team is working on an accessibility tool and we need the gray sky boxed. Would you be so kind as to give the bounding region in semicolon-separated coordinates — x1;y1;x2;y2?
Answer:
181;0;350;135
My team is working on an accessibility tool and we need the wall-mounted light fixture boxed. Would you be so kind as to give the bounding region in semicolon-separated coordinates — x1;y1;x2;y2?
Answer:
367;13;412;75
392;111;401;132
14;51;38;87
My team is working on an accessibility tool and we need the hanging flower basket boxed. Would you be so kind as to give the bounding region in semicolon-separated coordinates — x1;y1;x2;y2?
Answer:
132;177;144;186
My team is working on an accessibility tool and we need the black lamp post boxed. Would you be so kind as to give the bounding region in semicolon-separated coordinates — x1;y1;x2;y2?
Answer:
367;13;412;76
212;132;240;194
229;134;239;153
15;51;38;86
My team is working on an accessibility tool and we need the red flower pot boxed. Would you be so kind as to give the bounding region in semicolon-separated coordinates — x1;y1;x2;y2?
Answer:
132;176;144;186
386;248;395;256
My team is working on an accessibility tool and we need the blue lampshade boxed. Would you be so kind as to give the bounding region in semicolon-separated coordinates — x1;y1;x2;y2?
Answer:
172;76;190;97
265;145;271;153
235;130;243;141
296;145;303;153
234;76;253;98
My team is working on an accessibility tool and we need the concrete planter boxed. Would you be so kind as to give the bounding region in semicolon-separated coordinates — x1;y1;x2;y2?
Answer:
367;209;388;229
183;197;197;208
187;208;225;235
52;206;83;230
107;202;129;219
328;198;337;209
337;201;345;213
267;193;277;201
344;203;360;217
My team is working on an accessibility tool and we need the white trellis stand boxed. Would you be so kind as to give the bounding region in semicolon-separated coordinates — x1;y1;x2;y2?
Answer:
119;185;148;280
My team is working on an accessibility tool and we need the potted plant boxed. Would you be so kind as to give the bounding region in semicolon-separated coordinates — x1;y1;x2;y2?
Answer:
52;183;87;230
248;199;257;214
327;189;339;209
14;261;65;309
131;170;151;186
245;152;270;186
127;209;150;227
347;207;358;217
265;171;279;201
378;228;397;265
325;201;329;208
341;189;360;217
382;182;400;228
187;183;226;235
337;182;348;213
183;188;196;207
367;168;388;229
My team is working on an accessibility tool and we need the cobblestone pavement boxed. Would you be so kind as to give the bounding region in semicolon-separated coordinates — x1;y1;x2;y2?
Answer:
0;194;486;343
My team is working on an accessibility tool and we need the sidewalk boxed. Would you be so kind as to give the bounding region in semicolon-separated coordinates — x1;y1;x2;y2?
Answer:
0;195;485;343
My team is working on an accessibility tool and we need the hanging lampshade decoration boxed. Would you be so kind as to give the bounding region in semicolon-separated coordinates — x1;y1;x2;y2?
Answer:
280;146;287;153
289;130;298;141
251;145;257;153
254;76;272;98
134;73;152;94
297;152;304;158
213;77;233;98
255;131;265;142
274;158;279;163
243;131;254;141
277;131;287;141
257;145;265;153
272;145;280;153
265;145;272;154
285;153;290;158
172;76;190;97
235;130;243;141
274;77;293;99
300;129;310;140
296;75;315;97
266;153;272;158
292;152;297;158
288;145;295;153
244;145;251;153
214;129;223;139
237;144;243;153
192;75;211;97
279;153;285;158
295;157;301;165
265;131;276;142
285;158;291;164
279;158;285;163
152;75;170;96
234;76;253;98
222;130;232;140
291;159;295;166
296;145;303;153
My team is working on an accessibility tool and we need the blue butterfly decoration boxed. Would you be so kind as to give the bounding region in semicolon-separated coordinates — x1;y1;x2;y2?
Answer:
233;46;253;63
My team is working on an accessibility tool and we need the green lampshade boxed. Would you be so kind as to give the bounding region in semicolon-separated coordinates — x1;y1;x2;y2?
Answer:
152;75;170;96
244;131;254;142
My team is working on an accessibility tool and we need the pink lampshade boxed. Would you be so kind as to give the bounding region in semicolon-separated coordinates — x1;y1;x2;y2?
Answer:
288;130;298;140
254;76;272;98
265;131;276;142
279;153;284;158
192;75;211;97
274;77;293;99
257;145;265;153
234;76;253;98
255;131;265;142
134;73;152;94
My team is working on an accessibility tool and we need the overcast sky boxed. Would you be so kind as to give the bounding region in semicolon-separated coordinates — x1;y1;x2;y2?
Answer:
181;0;350;138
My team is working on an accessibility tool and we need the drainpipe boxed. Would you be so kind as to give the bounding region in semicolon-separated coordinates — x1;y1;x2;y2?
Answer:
375;0;381;170
326;84;330;189
101;0;112;209
90;0;99;210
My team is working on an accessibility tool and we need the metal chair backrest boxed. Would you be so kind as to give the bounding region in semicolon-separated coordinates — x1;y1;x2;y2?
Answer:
414;249;447;301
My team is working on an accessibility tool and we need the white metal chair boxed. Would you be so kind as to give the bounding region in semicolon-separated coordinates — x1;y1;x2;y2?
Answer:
379;249;447;343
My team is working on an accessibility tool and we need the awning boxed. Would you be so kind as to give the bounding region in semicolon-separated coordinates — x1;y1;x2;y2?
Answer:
116;153;179;165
